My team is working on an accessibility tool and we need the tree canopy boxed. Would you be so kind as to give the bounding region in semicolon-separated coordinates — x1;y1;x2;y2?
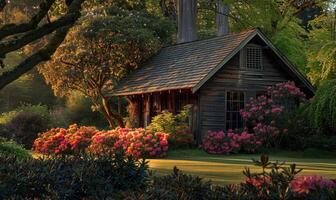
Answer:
39;1;174;127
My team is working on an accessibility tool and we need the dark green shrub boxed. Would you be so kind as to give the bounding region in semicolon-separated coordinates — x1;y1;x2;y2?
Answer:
6;112;48;149
0;104;51;125
304;135;336;151
0;138;32;160
122;167;214;200
0;154;149;199
0;124;11;139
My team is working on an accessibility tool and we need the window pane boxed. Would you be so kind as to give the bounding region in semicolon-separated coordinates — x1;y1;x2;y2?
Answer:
246;47;262;69
226;91;245;130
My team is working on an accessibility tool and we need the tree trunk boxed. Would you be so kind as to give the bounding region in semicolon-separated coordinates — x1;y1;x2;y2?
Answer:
102;96;125;128
216;0;229;36
177;0;197;43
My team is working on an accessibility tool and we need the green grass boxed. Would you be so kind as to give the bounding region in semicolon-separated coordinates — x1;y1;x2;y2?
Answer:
148;148;336;185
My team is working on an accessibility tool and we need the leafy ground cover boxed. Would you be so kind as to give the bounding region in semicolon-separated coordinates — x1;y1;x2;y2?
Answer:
148;148;336;185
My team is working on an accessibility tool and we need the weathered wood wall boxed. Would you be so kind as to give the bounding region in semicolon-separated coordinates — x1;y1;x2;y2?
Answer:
197;40;291;138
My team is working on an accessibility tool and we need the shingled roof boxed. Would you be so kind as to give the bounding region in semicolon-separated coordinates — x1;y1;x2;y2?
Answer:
109;29;314;96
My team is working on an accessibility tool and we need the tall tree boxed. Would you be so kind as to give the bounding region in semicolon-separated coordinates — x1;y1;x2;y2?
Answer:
0;0;85;90
39;1;174;127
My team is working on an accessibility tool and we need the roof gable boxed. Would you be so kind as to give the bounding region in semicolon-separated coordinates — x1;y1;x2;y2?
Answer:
109;29;314;96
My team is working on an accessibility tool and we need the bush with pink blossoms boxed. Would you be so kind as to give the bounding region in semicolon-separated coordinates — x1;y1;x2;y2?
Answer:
291;175;336;196
88;129;121;156
241;155;336;199
115;128;169;159
240;81;306;148
34;125;169;159
202;130;262;154
33;124;98;155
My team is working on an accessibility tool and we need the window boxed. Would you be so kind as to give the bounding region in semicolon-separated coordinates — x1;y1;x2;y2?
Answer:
226;91;245;130
246;47;262;69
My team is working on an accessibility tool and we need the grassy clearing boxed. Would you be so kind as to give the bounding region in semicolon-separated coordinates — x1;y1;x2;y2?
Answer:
148;148;336;185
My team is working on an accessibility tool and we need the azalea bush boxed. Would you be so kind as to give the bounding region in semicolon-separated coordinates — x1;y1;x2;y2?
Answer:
240;81;306;148
33;124;98;155
241;155;336;200
169;126;196;149
90;128;169;159
291;175;336;197
202;129;262;154
34;125;169;159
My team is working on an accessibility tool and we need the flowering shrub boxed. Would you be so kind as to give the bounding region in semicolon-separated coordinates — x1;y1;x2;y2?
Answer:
202;130;261;154
241;155;336;199
240;81;306;147
34;125;169;159
291;175;336;195
33;124;98;155
114;128;169;159
88;129;120;156
169;125;195;149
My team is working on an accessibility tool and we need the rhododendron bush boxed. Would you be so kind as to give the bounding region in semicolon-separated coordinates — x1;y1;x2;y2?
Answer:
240;81;306;147
33;124;97;155
34;125;169;158
241;155;336;199
202;129;262;154
291;175;336;196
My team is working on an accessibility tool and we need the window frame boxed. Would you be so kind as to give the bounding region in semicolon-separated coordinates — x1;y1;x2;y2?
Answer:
240;44;263;70
225;90;246;131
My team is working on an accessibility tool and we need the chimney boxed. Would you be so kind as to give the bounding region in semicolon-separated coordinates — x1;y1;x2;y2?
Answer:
216;0;229;36
177;0;197;43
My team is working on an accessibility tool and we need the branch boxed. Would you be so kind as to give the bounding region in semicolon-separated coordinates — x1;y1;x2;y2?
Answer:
0;0;55;40
0;0;85;90
0;6;81;57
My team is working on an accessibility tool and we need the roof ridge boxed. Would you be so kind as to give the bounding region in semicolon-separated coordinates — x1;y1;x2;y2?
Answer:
162;29;257;49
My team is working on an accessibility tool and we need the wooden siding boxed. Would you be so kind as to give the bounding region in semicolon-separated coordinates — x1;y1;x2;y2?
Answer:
198;42;290;138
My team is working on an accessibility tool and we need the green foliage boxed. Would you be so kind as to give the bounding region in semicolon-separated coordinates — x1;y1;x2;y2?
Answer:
0;103;50;125
307;79;336;134
147;111;177;134
147;106;195;149
271;18;308;71
122;167;215;200
0;138;31;160
147;106;191;135
0;154;149;199
307;12;336;84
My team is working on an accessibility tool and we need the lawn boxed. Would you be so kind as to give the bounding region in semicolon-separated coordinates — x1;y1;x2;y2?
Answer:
148;148;336;185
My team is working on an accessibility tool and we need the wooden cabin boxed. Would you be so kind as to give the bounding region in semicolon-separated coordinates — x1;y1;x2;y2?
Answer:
108;29;314;142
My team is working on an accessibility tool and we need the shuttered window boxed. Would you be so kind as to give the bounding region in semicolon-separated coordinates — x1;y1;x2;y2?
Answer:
246;47;262;69
226;91;245;130
240;45;263;70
